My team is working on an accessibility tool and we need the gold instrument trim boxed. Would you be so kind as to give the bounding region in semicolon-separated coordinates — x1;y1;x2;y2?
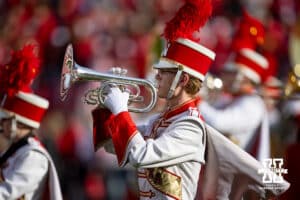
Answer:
284;67;300;99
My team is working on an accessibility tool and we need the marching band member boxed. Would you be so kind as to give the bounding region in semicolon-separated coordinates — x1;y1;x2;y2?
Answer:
0;45;62;200
199;11;271;162
93;0;214;199
91;1;290;199
199;48;271;162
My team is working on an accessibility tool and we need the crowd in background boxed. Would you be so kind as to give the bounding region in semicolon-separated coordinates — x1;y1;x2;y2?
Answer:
0;0;299;199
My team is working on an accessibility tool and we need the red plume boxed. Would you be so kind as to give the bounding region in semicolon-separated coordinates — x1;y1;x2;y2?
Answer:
0;44;40;97
231;10;265;51
163;0;213;42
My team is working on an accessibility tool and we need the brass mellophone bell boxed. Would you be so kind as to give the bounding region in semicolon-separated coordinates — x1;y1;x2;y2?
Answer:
283;65;300;99
60;44;157;113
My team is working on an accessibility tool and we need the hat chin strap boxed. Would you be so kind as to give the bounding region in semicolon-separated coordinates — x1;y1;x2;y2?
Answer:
0;94;7;107
167;68;183;99
231;71;244;94
9;117;17;142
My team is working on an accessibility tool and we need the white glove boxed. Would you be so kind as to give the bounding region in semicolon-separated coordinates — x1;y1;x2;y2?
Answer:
103;87;129;115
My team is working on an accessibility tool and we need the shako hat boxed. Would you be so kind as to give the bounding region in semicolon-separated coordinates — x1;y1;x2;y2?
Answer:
0;44;49;128
153;0;216;82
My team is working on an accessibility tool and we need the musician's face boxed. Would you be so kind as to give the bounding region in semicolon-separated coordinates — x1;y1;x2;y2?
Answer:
155;69;177;99
231;72;256;94
1;117;13;140
0;111;11;138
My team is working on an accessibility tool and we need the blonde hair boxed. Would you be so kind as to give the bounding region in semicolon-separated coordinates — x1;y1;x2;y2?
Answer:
184;75;202;95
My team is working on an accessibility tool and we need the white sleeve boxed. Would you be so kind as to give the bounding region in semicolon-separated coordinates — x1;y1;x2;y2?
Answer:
0;150;49;199
199;97;265;135
136;114;159;134
126;118;206;168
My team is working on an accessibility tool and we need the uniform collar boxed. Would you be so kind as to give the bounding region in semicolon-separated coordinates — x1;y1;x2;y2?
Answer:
163;97;200;120
0;132;34;166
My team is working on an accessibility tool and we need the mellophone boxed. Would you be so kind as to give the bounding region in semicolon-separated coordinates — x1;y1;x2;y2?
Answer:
60;44;158;113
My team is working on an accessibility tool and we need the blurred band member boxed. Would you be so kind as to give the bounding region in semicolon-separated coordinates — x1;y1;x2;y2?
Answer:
199;48;271;161
0;45;62;200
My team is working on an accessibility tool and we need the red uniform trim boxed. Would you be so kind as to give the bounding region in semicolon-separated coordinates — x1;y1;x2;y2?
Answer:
92;108;114;150
138;171;147;178
148;97;201;139
32;137;45;148
139;190;156;198
263;87;281;98
3;95;46;122
107;111;137;165
163;97;201;120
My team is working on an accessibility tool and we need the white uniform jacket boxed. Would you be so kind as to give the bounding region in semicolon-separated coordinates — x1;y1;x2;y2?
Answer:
199;94;270;161
0;136;63;200
105;98;206;200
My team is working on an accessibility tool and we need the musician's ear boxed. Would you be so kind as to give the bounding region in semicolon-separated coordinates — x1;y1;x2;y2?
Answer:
180;73;190;86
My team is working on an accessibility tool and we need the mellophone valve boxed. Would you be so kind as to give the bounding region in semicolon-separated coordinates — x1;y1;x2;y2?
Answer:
60;44;157;113
83;68;144;105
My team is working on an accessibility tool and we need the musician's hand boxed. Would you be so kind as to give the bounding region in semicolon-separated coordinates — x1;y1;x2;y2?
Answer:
103;87;129;115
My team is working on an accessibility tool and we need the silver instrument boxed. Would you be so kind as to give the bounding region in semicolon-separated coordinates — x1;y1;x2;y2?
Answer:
60;44;157;113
